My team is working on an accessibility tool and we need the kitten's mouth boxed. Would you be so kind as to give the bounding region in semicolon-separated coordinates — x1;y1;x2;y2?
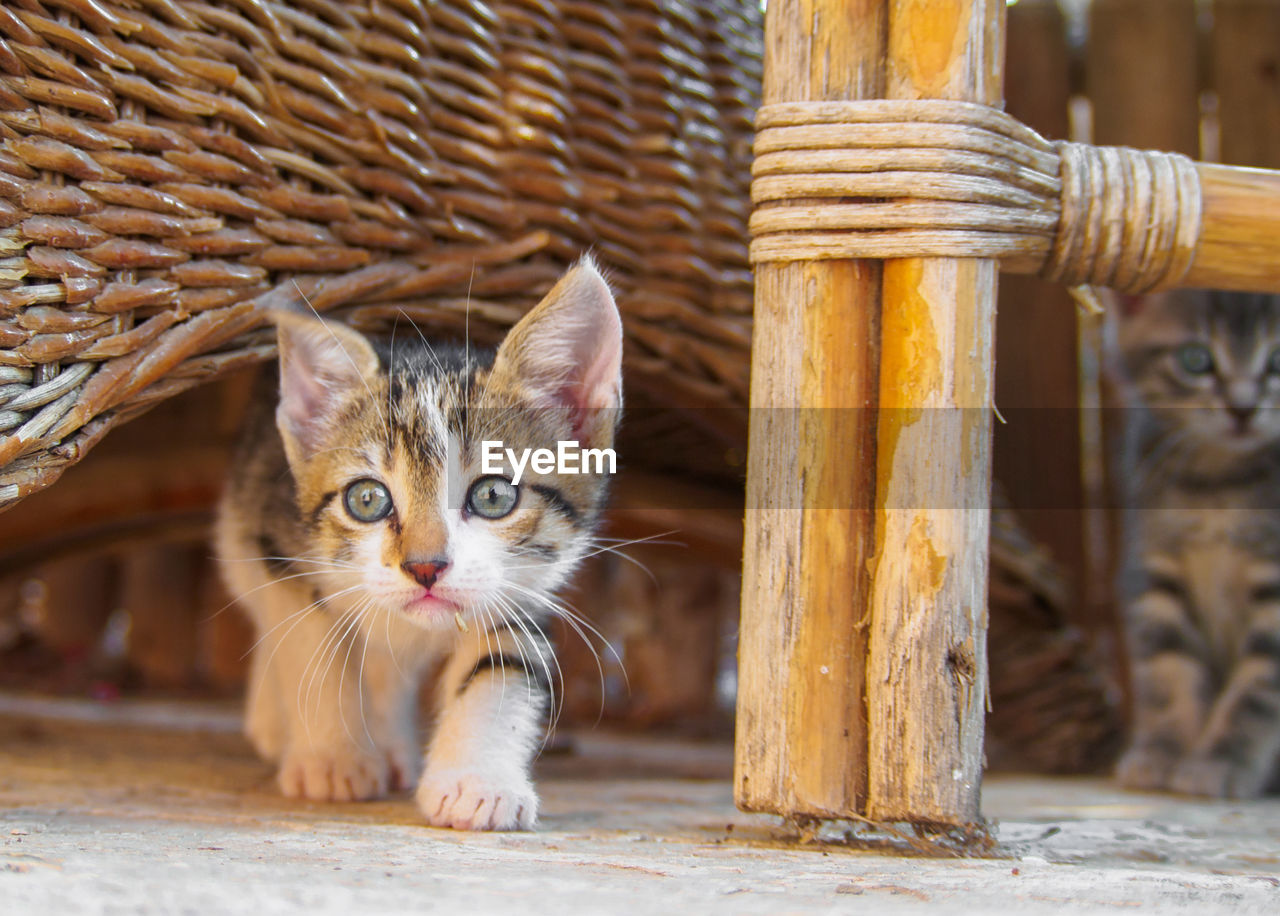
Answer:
1225;426;1261;445
404;590;459;618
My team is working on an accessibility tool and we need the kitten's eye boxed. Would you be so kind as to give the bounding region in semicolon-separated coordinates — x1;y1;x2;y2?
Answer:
1176;343;1214;375
1268;348;1280;375
467;475;518;519
344;478;393;522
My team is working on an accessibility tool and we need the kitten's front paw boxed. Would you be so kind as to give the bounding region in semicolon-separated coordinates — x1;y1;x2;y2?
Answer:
1115;745;1176;791
416;768;538;831
1169;755;1266;799
278;745;390;802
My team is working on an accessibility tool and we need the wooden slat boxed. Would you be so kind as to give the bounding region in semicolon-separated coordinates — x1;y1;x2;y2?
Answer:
994;0;1087;626
1087;0;1200;156
1212;0;1280;169
1084;0;1202;729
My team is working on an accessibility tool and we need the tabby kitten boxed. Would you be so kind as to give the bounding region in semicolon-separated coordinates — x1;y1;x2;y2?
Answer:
1112;289;1280;798
215;259;622;830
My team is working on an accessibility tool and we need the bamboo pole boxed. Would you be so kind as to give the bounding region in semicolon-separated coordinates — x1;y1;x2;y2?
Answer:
864;0;1002;825
736;0;885;820
737;0;1002;827
1184;165;1280;291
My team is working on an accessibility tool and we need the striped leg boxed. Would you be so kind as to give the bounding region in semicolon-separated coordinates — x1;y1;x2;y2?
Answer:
1116;586;1212;791
1171;616;1280;798
415;617;552;830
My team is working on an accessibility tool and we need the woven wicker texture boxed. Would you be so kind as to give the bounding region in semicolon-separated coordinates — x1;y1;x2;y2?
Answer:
0;0;763;511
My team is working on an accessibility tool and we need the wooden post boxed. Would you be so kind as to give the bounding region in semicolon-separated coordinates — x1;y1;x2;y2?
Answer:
737;0;1003;827
122;544;199;687
736;0;885;820
1087;0;1200;156
1205;0;1280;282
1212;0;1280;170
865;0;1002;825
994;0;1086;623
1084;0;1202;729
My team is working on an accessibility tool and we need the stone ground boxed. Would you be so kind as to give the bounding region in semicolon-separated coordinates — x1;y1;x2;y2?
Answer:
1;694;1278;914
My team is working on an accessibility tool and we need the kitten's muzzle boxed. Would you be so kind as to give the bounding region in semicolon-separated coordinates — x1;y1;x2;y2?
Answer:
403;558;449;589
1227;403;1258;433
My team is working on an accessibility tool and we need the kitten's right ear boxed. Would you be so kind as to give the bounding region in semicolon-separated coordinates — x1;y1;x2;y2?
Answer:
273;312;379;464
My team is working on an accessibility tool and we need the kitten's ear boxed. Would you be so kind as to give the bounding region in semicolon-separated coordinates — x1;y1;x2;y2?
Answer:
491;257;623;422
273;312;379;463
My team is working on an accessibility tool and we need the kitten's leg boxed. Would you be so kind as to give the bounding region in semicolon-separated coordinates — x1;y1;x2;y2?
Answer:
247;580;393;802
1171;614;1280;799
356;624;429;792
416;620;551;831
244;633;285;761
1116;588;1212;790
219;543;288;763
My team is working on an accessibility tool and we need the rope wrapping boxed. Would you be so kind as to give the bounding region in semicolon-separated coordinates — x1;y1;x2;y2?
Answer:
749;100;1203;294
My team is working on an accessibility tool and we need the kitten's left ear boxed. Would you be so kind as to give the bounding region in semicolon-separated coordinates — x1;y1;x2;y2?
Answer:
491;257;623;420
273;311;380;466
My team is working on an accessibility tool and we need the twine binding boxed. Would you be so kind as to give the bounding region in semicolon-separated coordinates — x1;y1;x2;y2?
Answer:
749;100;1203;296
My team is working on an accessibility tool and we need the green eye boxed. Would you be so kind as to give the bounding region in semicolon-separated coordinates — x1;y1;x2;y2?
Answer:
1176;343;1214;375
344;478;393;522
467;475;518;519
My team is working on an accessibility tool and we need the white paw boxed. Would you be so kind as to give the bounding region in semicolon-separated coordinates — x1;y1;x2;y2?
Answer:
1115;745;1176;792
278;744;390;802
1169;754;1266;800
415;768;538;831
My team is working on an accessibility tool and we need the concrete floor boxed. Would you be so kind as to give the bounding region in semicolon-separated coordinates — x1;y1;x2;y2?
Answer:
1;695;1278;914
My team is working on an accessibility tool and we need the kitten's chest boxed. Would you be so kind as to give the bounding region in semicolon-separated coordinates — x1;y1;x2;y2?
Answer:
1148;509;1280;670
1183;544;1262;669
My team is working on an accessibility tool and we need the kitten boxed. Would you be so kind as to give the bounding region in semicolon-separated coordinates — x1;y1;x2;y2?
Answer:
215;259;622;829
1111;289;1280;798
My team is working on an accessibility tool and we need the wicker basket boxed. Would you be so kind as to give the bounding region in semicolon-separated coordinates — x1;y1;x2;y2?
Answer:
0;0;763;511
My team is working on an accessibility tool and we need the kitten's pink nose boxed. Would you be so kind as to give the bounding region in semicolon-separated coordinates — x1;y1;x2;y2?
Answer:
403;558;449;589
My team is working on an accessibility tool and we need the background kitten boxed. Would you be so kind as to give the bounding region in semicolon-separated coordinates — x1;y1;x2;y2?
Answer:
216;258;622;829
1111;289;1280;798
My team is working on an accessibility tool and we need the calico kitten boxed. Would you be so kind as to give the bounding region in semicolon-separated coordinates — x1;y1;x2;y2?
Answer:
215;259;622;829
1112;289;1280;798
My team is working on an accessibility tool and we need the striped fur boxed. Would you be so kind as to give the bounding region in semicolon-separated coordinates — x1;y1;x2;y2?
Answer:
215;258;621;829
1112;290;1280;798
